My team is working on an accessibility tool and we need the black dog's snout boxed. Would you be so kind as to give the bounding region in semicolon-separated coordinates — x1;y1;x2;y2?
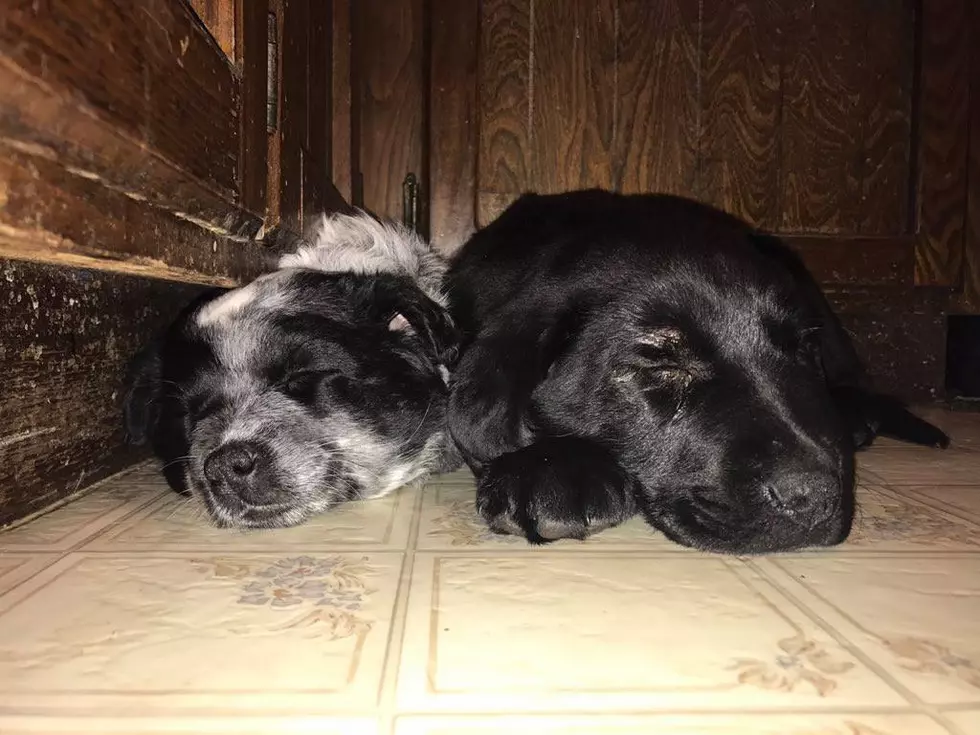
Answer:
763;471;839;523
204;442;273;505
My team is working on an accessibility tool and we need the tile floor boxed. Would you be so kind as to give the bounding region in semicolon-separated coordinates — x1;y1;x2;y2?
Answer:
0;408;978;734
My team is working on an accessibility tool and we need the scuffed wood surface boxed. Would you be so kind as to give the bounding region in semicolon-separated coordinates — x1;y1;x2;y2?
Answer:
0;0;266;258
0;143;269;286
0;259;209;526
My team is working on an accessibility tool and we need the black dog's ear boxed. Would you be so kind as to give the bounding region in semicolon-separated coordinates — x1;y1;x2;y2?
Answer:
122;341;164;446
366;276;460;366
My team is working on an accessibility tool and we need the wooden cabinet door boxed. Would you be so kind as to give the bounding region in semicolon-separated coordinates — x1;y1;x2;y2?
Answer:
430;0;968;287
0;0;352;523
424;0;975;398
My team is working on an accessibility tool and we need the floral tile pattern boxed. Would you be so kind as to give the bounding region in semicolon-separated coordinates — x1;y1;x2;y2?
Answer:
0;410;978;732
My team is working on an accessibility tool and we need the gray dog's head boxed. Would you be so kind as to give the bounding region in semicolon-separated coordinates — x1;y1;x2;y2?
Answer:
124;214;460;528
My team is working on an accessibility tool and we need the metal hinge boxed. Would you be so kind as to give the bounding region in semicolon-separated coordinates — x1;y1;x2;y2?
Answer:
402;173;420;233
266;12;278;132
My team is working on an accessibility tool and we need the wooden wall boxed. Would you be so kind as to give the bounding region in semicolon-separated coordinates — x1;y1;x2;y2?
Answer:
0;0;355;526
349;0;977;401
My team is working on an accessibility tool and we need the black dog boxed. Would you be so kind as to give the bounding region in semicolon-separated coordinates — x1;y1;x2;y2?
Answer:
446;190;949;553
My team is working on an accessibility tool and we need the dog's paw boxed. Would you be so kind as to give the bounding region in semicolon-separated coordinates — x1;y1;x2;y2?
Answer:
476;438;637;543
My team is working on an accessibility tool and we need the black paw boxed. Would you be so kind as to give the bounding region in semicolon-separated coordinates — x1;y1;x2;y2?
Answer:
476;438;637;543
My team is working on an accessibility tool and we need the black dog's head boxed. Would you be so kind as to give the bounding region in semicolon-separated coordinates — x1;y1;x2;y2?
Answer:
124;268;459;529
537;251;854;553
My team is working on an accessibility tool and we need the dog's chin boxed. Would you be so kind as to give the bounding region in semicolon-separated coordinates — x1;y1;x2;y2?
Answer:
200;494;314;530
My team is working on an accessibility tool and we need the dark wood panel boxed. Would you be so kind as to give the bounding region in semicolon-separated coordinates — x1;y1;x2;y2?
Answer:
278;0;310;233
356;0;425;224
779;1;867;233
189;0;237;59
699;0;783;230
914;0;970;286
858;0;913;235
614;0;700;196
956;2;980;313
0;1;259;237
0;143;268;286
429;0;479;253
785;236;915;287
238;0;269;215
476;0;532;227
828;286;947;401
332;0;355;202
0;259;208;526
533;0;616;193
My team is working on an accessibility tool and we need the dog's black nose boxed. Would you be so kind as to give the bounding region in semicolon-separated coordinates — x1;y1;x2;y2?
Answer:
763;472;839;524
203;442;271;505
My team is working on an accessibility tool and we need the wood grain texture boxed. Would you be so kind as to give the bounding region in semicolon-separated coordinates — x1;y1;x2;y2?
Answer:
356;0;425;224
238;0;269;215
0;0;260;237
914;0;970;286
0;144;267;286
858;0;913;235
533;0;616;193
615;0;700;196
476;0;532;227
278;0;310;233
779;1;867;233
429;0;479;253
956;2;980;313
189;0;237;59
331;0;355;202
699;0;783;230
0;259;208;526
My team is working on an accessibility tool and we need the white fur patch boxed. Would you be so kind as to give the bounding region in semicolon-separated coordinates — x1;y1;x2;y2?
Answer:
278;211;449;307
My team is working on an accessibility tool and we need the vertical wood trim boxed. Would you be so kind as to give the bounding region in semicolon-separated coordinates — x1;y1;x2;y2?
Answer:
914;0;970;285
476;0;532;227
356;0;426;224
238;0;269;216
331;0;355;202
429;0;479;253
956;1;980;312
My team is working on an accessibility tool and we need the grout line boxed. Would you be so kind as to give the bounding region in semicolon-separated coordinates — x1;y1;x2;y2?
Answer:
377;480;427;730
749;558;973;731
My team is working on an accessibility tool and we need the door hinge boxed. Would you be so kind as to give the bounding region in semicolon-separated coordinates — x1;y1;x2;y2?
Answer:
266;11;278;132
402;173;420;233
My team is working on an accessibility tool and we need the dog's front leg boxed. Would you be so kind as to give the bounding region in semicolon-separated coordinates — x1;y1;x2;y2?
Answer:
476;437;638;544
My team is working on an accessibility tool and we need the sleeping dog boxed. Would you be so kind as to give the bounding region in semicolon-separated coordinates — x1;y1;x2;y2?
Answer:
446;190;950;553
123;212;460;528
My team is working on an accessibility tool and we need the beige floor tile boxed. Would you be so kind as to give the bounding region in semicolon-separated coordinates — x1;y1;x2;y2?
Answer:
396;553;904;713
83;484;418;552
393;713;952;734
945;709;980;734
0;715;380;734
0;551;403;718
0;553;59;594
0;467;164;552
841;484;980;551
756;556;980;705
904;486;980;522
858;449;980;486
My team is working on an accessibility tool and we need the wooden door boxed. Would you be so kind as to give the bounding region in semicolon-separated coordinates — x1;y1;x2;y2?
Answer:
419;0;977;400
0;0;352;524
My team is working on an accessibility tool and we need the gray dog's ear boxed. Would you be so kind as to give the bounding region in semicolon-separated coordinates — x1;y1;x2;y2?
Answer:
122;341;163;446
364;275;460;367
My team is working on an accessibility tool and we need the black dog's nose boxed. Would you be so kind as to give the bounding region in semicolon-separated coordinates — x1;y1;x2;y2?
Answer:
764;472;839;523
203;442;271;505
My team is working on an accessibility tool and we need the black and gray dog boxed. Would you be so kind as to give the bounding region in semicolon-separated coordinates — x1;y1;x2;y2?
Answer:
446;190;949;553
124;212;460;529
